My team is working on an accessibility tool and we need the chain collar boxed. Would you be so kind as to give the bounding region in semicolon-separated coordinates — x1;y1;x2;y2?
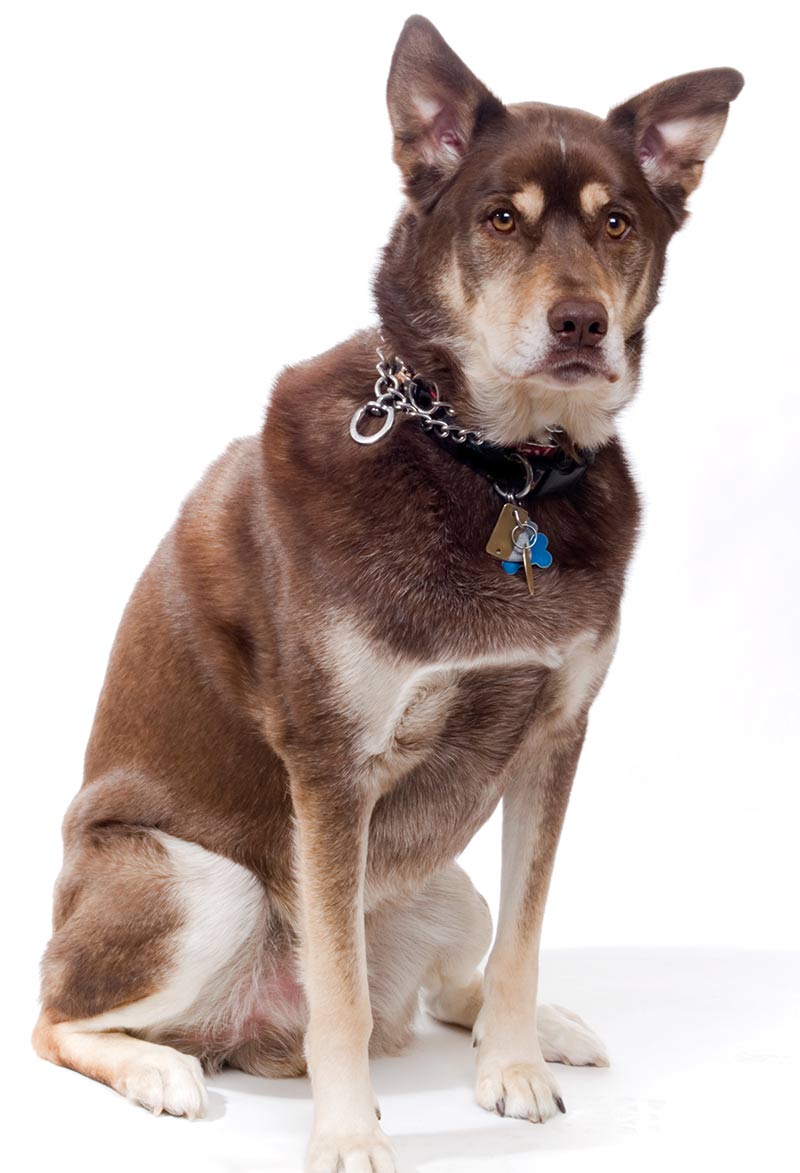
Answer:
349;351;488;447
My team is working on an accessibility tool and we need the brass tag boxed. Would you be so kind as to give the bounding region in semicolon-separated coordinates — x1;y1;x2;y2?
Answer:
522;540;536;595
485;502;529;561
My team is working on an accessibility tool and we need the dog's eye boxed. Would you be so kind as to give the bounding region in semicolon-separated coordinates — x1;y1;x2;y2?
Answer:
606;212;631;239
490;209;516;233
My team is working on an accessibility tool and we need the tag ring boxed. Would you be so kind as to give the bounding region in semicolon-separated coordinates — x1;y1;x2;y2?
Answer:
511;520;539;550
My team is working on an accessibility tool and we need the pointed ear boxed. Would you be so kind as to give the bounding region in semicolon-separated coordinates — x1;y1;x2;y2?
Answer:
387;15;506;205
607;68;744;220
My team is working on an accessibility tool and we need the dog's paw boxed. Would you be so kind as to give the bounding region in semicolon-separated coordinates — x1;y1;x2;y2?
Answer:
475;1057;564;1123
120;1048;207;1119
305;1125;397;1173
537;1003;610;1067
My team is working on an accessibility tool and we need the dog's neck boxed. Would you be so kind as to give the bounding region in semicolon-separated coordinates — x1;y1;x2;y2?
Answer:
356;331;595;505
374;320;582;455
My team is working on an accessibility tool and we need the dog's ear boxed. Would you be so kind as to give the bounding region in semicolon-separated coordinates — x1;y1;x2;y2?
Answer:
387;15;506;205
607;68;744;222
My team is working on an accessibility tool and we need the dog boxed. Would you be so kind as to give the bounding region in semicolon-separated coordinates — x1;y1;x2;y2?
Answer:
33;15;742;1173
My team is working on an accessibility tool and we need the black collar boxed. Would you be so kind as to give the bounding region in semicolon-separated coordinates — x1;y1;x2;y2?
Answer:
426;425;595;501
404;370;595;500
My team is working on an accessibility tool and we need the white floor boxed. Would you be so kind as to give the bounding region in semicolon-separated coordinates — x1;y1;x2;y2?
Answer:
14;950;798;1173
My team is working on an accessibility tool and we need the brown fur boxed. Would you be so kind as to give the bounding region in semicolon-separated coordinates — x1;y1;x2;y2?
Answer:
34;15;742;1168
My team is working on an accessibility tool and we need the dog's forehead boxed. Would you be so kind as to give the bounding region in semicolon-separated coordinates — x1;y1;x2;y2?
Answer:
467;102;636;202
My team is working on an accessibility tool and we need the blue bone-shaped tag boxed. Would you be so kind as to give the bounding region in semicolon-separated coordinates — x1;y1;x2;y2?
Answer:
501;531;553;575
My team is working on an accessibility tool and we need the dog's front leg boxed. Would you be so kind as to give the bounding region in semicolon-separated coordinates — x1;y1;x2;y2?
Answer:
292;778;395;1173
473;719;588;1123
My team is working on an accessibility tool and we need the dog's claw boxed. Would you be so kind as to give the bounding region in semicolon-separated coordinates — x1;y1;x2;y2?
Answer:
375;1105;381;1121
496;1097;505;1117
555;1095;566;1114
472;1036;479;1048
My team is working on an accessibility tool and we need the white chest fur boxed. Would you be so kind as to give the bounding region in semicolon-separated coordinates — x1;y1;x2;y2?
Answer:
321;615;616;792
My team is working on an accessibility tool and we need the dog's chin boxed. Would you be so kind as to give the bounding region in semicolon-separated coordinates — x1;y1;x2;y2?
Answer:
519;366;620;394
463;357;634;451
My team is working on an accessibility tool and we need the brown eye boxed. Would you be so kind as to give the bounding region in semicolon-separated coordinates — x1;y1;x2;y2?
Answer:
606;212;631;239
490;209;515;233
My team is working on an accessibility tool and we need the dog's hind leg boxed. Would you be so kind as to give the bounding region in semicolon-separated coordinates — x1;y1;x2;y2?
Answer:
365;863;492;1054
368;863;609;1068
33;1012;209;1118
34;821;267;1117
418;864;493;1031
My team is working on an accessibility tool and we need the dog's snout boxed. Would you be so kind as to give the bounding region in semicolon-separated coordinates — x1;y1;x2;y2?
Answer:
547;299;608;348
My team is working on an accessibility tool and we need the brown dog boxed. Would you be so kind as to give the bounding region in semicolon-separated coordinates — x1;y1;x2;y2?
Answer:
33;15;742;1173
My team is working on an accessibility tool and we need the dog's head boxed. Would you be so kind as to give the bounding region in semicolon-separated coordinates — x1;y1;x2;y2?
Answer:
375;16;743;449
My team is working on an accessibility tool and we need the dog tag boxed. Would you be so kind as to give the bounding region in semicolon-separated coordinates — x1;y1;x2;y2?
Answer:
522;540;536;595
487;501;554;593
486;502;529;561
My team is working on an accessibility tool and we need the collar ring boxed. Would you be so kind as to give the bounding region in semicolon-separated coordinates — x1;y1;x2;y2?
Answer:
492;452;535;502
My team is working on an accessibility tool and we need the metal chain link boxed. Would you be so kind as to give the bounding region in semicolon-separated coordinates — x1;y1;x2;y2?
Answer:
349;352;486;447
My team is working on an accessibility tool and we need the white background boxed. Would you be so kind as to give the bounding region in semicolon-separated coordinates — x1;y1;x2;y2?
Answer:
2;2;798;1171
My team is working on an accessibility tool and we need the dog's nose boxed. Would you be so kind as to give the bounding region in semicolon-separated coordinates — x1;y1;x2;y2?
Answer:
547;299;608;348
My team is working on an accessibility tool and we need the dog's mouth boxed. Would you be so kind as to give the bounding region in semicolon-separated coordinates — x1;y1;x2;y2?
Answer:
532;349;620;385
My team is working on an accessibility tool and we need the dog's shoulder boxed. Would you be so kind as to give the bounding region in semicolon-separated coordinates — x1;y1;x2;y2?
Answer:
262;329;380;485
